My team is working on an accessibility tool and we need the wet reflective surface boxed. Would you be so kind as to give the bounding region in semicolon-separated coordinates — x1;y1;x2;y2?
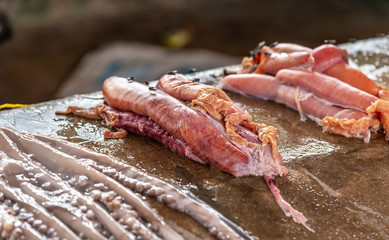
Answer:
1;36;389;239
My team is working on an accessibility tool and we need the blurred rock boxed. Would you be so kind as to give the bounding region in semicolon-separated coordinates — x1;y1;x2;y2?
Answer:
56;42;240;98
0;10;12;44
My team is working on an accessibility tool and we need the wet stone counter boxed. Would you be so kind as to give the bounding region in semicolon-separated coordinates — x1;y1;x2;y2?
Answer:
1;36;389;239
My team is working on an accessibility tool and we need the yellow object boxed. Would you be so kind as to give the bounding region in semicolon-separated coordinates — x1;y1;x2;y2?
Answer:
0;103;30;111
164;28;193;50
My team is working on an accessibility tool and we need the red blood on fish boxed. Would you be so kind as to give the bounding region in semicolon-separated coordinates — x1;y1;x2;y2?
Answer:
255;46;314;75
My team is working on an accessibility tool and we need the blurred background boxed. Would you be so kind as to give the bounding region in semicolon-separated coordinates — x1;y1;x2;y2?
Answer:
0;0;389;104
